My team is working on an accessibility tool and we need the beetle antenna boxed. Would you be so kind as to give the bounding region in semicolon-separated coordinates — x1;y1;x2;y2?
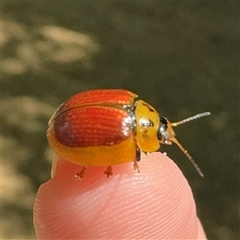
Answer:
171;112;210;127
171;137;204;177
169;111;210;176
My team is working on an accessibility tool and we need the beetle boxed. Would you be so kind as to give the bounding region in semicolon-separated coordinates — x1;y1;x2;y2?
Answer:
47;89;210;178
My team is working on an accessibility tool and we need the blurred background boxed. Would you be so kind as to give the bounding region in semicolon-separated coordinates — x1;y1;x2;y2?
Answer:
2;2;239;239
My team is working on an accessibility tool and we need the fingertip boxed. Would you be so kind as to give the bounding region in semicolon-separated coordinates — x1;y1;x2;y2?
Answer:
34;152;205;239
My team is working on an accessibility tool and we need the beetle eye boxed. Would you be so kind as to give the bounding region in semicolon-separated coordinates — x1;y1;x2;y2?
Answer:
160;116;168;126
157;116;169;142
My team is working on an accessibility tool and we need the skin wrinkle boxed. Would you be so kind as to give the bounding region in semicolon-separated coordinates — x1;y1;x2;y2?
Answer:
184;197;199;237
93;180;140;236
82;173;133;235
132;163;181;236
88;181;123;233
135;165;176;236
170;184;195;238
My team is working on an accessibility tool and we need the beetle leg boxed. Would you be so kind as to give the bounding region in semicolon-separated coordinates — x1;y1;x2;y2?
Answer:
104;165;113;177
133;160;140;173
75;166;87;179
133;149;141;173
135;149;141;162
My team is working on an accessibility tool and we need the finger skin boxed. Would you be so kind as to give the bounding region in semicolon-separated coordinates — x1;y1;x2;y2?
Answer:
34;152;207;239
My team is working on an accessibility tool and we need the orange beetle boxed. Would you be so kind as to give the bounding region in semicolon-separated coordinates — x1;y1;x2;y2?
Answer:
47;89;210;178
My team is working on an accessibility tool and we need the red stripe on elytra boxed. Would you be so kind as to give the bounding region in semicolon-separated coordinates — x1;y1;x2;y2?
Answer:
53;106;133;147
58;89;136;113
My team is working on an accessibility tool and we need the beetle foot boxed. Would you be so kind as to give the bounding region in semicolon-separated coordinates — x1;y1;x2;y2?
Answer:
133;161;140;173
75;166;87;179
104;165;113;177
